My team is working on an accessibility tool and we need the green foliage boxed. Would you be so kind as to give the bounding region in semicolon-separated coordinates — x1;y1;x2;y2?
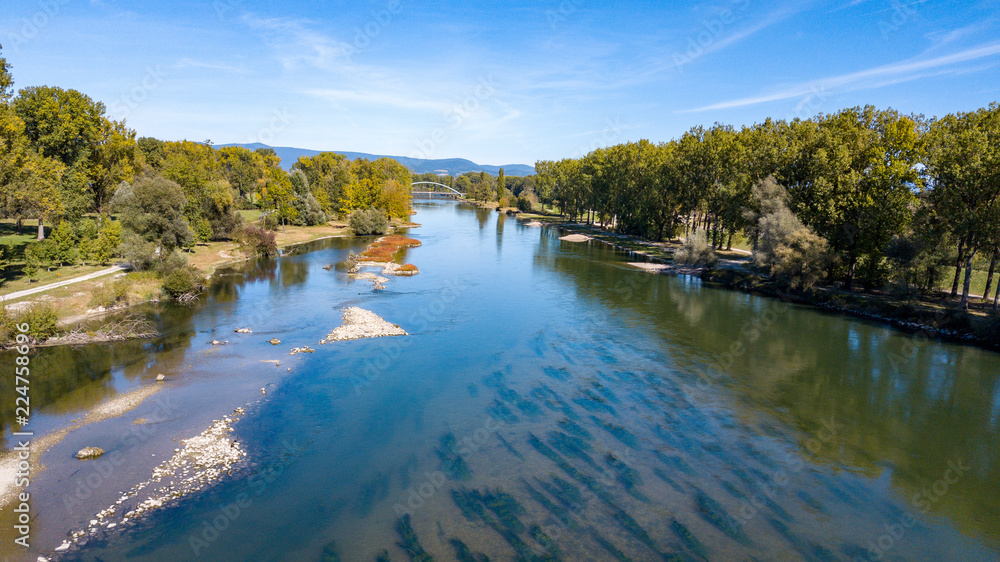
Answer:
16;303;60;341
118;231;158;271
112;175;193;256
158;254;203;298
349;208;389;235
195;218;213;243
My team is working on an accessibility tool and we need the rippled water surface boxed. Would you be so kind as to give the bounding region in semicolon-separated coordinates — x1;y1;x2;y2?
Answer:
5;200;1000;561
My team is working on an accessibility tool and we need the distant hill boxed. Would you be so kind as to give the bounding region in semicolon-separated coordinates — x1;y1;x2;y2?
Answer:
214;143;535;177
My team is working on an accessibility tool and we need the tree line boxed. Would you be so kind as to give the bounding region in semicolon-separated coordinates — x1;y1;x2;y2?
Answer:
535;104;1000;310
0;44;412;284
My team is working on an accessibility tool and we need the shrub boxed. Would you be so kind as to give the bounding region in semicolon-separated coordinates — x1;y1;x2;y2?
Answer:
161;267;202;298
675;231;718;267
236;225;278;257
349;208;389;235
89;277;132;308
157;254;204;298
19;303;60;342
770;228;831;290
516;194;535;213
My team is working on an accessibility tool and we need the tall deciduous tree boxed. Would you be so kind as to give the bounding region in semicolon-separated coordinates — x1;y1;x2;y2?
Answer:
112;176;192;257
925;103;1000;310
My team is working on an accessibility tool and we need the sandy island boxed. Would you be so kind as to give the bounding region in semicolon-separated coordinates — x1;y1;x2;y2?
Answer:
321;307;407;343
559;233;592;242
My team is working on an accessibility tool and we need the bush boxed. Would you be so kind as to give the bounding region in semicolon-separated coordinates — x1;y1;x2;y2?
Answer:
675;231;718;267
161;267;202;298
236;225;278;257
157;254;204;298
349;208;389;235
770;228;831;290
516;194;535;213
19;303;60;342
94;219;123;265
89;277;132;308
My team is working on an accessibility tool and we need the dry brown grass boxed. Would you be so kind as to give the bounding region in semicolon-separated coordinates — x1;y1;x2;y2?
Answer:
359;235;422;262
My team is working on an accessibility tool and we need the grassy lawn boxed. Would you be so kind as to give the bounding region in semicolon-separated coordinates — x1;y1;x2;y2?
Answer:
938;267;993;299
0;218;114;297
238;209;262;223
0;264;110;297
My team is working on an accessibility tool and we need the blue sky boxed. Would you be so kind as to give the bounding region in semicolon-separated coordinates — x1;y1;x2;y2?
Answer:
2;0;999;166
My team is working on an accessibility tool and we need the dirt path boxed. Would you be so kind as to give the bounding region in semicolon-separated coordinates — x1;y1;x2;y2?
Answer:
0;266;124;303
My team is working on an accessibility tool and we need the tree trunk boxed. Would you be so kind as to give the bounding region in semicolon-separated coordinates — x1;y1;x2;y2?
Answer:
995;270;1000;310
951;239;965;296
845;257;857;290
960;249;978;311
36;218;45;241
16;218;22;235
726;231;733;251
983;248;998;303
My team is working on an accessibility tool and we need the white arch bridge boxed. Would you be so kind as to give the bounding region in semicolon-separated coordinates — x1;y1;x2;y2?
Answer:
411;182;465;198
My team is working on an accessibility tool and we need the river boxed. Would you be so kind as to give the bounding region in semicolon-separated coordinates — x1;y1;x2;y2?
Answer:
2;199;999;561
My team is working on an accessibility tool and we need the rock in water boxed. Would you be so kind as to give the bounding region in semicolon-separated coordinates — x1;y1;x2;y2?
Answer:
268;338;282;345
76;447;105;460
155;374;165;381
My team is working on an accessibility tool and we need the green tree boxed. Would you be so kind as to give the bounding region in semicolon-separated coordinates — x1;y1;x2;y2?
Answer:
496;168;506;204
94;219;122;264
925;103;1000;310
112;176;192;260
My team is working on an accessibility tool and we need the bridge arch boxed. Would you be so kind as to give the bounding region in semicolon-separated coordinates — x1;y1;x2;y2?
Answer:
411;181;465;198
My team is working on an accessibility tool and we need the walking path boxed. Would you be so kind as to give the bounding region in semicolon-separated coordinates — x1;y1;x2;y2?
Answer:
0;266;124;302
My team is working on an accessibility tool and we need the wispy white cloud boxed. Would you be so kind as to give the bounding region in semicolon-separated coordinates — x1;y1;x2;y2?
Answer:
684;41;1000;112
241;14;355;70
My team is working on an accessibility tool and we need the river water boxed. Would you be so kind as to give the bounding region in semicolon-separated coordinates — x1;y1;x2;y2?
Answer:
3;199;999;561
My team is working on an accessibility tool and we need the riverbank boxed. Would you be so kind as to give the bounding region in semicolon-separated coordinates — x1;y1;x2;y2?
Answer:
0;221;368;348
519;212;1000;351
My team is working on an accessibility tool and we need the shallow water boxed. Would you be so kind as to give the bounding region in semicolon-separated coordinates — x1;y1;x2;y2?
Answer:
4;200;1000;561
